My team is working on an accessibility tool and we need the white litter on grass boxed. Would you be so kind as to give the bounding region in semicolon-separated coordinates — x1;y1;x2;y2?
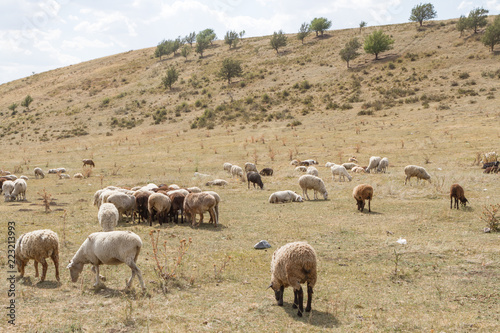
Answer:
396;238;407;245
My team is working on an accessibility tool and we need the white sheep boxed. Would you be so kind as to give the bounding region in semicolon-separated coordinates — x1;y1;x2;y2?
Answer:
73;173;84;179
269;241;317;317
245;162;258;173
331;165;352;182
205;179;228;187
325;162;336;168
342;162;358;170
298;175;328;200
377;157;389;173
59;173;71;179
295;166;307;172
352;166;366;173
230;165;244;181
147;192;171;226
10;179;27;201
302;159;318;165
97;189;119;208
98;203;119;232
3;180;15;202
404;165;431;184
306;166;319;176
15;229;60;282
106;192;137;222
166;188;190;196
20;175;29;180
268;190;303;203
223;162;233;173
290;159;300;166
187;186;202;193
33;167;45;179
67;231;145;290
365;156;381;173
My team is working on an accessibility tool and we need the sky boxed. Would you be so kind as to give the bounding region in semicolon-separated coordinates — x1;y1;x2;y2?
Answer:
1;0;499;85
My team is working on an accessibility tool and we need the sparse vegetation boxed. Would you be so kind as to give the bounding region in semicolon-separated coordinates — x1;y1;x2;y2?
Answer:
270;30;287;54
364;29;394;60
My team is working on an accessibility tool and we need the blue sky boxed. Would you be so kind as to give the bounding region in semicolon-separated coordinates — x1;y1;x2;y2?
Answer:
1;0;499;85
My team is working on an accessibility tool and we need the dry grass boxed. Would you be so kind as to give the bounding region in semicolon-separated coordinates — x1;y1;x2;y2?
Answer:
0;17;499;332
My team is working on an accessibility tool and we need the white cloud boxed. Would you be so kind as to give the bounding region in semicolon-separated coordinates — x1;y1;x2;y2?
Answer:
486;0;500;10
61;36;112;50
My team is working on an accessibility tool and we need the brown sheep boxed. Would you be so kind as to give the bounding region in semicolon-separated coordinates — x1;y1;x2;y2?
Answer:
183;192;217;227
168;191;186;224
133;191;151;223
352;184;373;213
82;159;95;167
450;184;468;209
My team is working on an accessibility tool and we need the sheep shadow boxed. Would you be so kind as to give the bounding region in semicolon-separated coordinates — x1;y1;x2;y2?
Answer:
92;286;147;298
358;210;382;215
280;302;340;327
17;276;60;289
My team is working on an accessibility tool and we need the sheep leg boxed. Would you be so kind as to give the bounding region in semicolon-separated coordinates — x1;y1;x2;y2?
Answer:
296;286;304;317
305;285;313;312
198;213;204;226
209;207;217;227
360;200;365;212
52;252;60;282
18;260;26;278
293;289;299;309
127;261;145;290
450;197;453;209
40;258;48;282
368;199;371;213
34;260;39;277
92;265;106;284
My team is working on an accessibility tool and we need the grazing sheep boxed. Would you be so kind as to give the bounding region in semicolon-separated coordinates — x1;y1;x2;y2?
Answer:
269;241;317;317
107;192;137;222
194;172;211;178
245;162;258;173
98;203;119;232
34;167;45;179
325;162;336;168
183;192;217;227
223;162;233;173
147;193;171;226
10;179;27;201
47;169;58;174
299;161;310;166
203;190;221;224
97;189;119;208
298;175;328;200
59;173;70;179
83;159;95;167
303;159;318;165
186;186;202;193
0;177;10;193
290;159;300;166
331;165;352;182
295;166;307;172
481;160;499;169
67;231;145;290
168;191;186;224
57;168;67;173
404;165;431;185
342;163;358;170
166;188;190;196
377;157;389;173
133;191;151;223
230;165;245;181
73;173;84;179
247;171;264;189
352;166;366;173
365;156;382;174
352;184;373;213
306;166;319;176
259;168;274;176
3;174;17;180
2;180;15;201
205;179;228;187
483;165;499;174
15;229;60;282
450;184;468;210
269;190;303;203
20;175;28;180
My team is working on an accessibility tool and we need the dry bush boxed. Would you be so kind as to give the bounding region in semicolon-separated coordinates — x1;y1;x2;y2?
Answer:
480;204;499;232
268;146;276;161
13;164;23;174
37;188;52;213
111;163;121;176
82;167;92;178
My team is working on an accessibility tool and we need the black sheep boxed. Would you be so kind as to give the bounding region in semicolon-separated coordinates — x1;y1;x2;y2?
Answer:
247;172;264;189
259;168;274;176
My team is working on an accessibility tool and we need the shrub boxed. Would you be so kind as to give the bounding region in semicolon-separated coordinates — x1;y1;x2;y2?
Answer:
458;72;470;79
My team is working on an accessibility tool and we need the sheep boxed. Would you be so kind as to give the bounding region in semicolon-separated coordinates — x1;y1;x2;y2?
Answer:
73;173;84;179
352;166;366;173
331;165;352;182
377;157;389;173
348;156;358;163
183;192;217;227
223;162;233;173
47;169;58;174
168;191;185;224
295;166;307;172
404;165;431;185
133;191;151;223
97;189;119;208
303;159;318;165
10;178;27;201
147;192;171;226
20;175;28;180
98;203;119;232
352;184;373;213
325;162;336;168
306;166;319;176
166;188;190;196
203;190;221;224
268;190;303;203
194;172;211;178
57;168;67;173
15;229;60;282
247;171;264;189
450;184;468;210
245;162;258;173
187;186;202;193
299;161;310;166
59;173;70;179
2;180;15;201
269;241;317;317
3;174;17;180
82;159;95;167
0;177;10;193
259;168;274;176
365;156;382;173
140;183;159;192
298;175;328;200
230;165;245;181
107;192;137;222
205;179;228;187
67;231;145;290
342;162;358;170
290;159;300;166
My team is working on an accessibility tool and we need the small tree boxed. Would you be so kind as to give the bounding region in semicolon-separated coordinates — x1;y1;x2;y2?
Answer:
270;30;287;54
456;15;468;36
310;17;332;37
195;35;210;58
224;30;239;49
481;15;500;51
297;23;310;44
154;40;168;60
162;67;179;90
218;58;243;84
184;32;196;46
339;38;362;68
198;28;217;45
181;45;191;60
359;21;367;34
171;37;183;56
467;7;489;33
8;103;18;113
409;3;437;27
364;29;394;60
239;30;246;39
21;95;33;111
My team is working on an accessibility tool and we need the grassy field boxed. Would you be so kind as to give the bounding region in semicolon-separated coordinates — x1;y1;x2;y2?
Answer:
1;17;499;332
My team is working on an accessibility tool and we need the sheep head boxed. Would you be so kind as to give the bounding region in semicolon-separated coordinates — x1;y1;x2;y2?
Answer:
67;261;84;282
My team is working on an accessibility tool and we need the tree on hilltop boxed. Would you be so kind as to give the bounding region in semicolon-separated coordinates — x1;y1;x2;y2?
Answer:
270;30;287;54
466;7;489;33
224;30;239;49
409;3;437;26
195;34;210;58
297;23;311;44
198;29;217;45
184;32;196;46
481;15;500;51
310;17;332;37
359;21;367;34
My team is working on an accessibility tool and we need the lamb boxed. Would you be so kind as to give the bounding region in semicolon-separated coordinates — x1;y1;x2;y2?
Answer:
352;166;366;173
377;157;389;173
106;192;137;222
245;162;258;173
10;179;27;201
57;168;67;173
82;159;95;167
298;175;328;200
247;171;264;189
183;192;217;227
341;162;358;170
230;165;245;181
259;168;274;176
306;166;319;176
133;191;151;223
2;180;15;201
203;190;221;224
269;241;317;317
67;231;145;290
33;167;45;179
295;166;307;172
365;156;382;173
147;192;171;226
352;184;373;213
404;165;431;184
15;229;60;282
269;190;303;203
331;165;352;182
223;162;233;173
205;179;228;187
98;203;119;231
168;191;186;224
450;184;468;210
